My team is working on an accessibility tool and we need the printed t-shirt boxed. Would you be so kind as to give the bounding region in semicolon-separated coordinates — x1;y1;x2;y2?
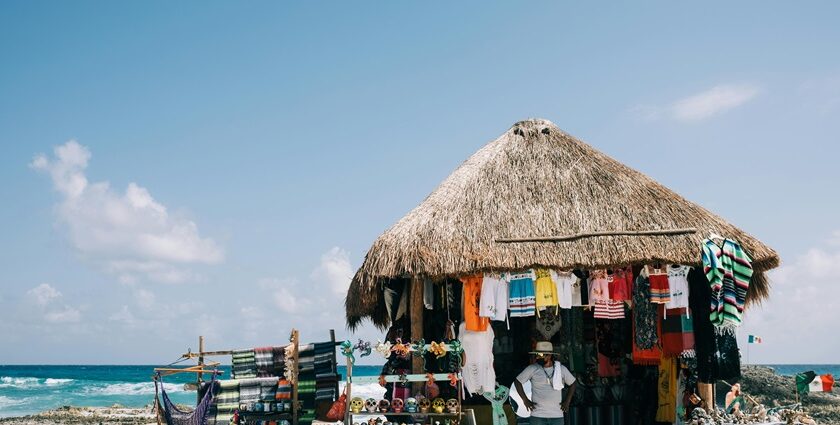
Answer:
460;274;489;331
665;265;691;310
534;268;559;314
516;363;576;419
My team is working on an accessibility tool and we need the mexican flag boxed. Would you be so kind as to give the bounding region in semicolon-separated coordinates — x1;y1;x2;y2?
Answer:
748;335;762;344
796;371;835;394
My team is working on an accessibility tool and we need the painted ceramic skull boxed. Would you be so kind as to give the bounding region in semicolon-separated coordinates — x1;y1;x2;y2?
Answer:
391;398;404;413
404;397;418;413
350;397;364;413
378;399;391;413
432;398;445;413
418;397;431;413
364;398;378;413
445;398;459;413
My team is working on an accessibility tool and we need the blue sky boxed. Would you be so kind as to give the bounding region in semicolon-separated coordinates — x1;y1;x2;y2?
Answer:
1;1;839;364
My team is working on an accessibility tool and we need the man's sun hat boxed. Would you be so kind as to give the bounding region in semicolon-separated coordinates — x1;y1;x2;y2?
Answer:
529;341;560;354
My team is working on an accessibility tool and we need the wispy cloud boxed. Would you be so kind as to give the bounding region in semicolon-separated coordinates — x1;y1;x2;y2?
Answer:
633;83;761;123
31;140;224;283
26;283;81;323
310;247;354;295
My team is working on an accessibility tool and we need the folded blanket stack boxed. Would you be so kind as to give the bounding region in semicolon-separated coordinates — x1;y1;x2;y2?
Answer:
231;349;257;379
313;342;338;402
258;377;279;402
213;379;240;425
254;346;274;377
297;343;316;410
239;378;261;404
271;345;287;376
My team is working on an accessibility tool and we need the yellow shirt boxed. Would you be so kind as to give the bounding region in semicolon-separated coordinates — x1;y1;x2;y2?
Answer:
534;268;558;315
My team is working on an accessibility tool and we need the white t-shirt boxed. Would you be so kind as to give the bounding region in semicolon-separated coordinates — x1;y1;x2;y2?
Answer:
666;265;691;310
480;274;509;321
551;271;577;309
459;322;496;395
516;362;576;418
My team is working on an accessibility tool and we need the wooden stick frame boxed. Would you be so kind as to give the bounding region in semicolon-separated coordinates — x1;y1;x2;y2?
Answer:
495;227;697;243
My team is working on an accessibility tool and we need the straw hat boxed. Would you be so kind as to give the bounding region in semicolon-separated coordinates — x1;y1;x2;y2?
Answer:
529;341;560;355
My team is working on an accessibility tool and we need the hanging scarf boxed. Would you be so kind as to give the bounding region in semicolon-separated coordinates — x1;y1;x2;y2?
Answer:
662;308;695;357
596;320;621;377
482;385;510;425
632;275;659;349
656;356;677;423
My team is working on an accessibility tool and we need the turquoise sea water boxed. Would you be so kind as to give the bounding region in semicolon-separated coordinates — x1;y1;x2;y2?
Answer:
0;364;836;418
0;364;384;418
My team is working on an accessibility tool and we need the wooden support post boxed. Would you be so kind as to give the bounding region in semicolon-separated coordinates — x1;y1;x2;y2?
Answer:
410;277;425;394
197;335;204;404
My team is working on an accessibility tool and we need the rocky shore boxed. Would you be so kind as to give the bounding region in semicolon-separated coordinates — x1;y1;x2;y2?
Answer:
1;366;837;424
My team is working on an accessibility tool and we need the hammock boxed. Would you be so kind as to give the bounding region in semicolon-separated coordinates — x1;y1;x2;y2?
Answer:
155;372;218;425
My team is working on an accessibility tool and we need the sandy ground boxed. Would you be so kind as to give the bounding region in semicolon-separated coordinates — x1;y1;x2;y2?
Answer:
0;405;158;425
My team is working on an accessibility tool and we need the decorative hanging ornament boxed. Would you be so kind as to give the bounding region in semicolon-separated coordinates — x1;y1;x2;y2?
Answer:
354;340;372;358
340;340;356;364
536;309;562;340
429;342;448;359
391;339;411;359
374;340;393;358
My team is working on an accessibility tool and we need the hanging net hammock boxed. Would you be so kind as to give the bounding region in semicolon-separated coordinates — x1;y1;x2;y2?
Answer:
155;372;218;425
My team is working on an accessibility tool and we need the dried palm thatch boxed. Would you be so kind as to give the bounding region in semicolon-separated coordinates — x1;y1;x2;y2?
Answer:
347;119;779;329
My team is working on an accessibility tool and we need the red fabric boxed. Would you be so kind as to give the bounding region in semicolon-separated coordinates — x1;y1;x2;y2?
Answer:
632;311;662;366
649;273;671;303
662;308;695;356
609;267;633;301
823;374;835;392
326;392;347;420
598;353;620;377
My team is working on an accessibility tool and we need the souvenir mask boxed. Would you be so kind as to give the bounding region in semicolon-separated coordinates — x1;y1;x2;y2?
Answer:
432;398;445;414
418;397;431;413
445;398;459;413
405;397;418;413
378;399;391;413
364;398;378;412
391;398;404;413
350;397;364;413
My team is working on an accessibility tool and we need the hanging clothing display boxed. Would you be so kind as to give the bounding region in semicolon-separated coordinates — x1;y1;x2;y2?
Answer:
688;267;716;382
508;271;536;317
702;238;754;330
662;308;695;357
665;265;691;310
536;308;562;340
596;321;622;377
479;274;508;322
461;274;489;331
552;270;577;309
632;275;658;349
608;267;632;301
656;356;677;423
458;322;496;395
588;270;610;304
593;301;625;319
534;268;559;315
647;265;671;304
482;385;510;425
423;278;435;310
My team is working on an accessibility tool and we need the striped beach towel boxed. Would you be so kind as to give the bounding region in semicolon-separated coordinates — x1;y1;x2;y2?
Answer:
253;347;273;377
231;349;257;379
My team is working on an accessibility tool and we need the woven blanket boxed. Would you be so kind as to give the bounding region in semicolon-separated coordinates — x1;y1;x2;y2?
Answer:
238;378;261;403
662;308;695;357
275;378;292;400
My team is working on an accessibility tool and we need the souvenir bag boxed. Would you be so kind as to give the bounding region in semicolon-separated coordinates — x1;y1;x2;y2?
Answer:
325;387;347;420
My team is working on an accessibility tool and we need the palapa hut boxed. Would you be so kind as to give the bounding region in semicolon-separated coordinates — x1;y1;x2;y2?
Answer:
344;118;779;423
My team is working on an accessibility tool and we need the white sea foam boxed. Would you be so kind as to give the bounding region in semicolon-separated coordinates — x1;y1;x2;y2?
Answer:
338;382;385;400
85;382;184;396
0;377;41;388
0;395;25;407
44;378;74;386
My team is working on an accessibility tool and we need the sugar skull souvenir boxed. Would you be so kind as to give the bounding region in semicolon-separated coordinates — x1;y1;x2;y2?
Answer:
365;398;378;413
445;398;459;413
432;398;445;414
405;397;418;413
418;397;431;413
350;397;365;413
391;398;404;413
378;399;391;413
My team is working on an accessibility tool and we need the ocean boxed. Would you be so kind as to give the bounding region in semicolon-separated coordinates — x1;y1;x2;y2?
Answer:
0;364;385;418
1;364;837;418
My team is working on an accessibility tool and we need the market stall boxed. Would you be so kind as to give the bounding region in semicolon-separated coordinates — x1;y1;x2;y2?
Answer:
344;119;780;425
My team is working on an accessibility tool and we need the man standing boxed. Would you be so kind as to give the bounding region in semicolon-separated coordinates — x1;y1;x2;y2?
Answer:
513;341;577;425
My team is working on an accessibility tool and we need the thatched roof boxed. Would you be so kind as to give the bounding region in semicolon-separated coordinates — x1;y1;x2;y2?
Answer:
346;119;779;330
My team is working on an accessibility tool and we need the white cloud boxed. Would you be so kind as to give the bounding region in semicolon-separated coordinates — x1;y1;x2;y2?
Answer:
747;233;840;363
633;83;761;123
31;140;223;283
25;283;82;324
28;283;61;306
311;247;354;295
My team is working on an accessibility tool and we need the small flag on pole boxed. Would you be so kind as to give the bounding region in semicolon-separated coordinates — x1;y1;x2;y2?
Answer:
796;371;835;395
748;335;762;344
